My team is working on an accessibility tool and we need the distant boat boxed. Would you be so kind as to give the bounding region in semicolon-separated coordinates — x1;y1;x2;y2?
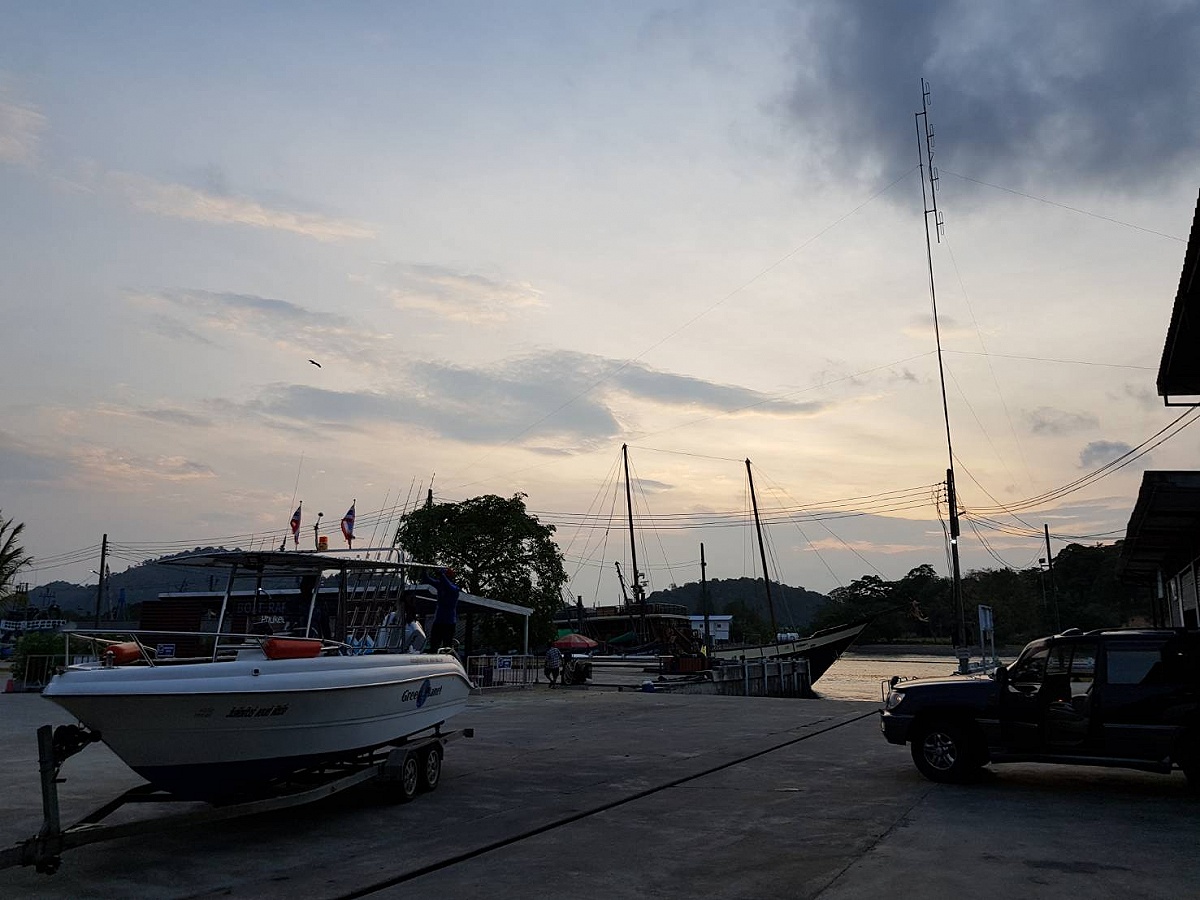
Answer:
709;618;872;686
558;447;868;685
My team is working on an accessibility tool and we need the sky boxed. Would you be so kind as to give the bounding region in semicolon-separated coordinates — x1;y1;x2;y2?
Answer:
3;1;1200;610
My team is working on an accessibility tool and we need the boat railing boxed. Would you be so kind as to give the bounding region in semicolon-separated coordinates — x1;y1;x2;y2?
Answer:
57;628;356;667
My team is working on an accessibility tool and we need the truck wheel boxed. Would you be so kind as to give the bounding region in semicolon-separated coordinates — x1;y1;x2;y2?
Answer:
382;752;420;803
910;720;981;784
419;744;443;792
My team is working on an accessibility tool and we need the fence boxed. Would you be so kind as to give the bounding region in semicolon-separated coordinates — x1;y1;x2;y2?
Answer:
710;658;810;698
4;653;88;693
466;654;541;689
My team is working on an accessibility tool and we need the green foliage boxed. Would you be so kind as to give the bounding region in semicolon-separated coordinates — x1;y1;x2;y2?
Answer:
10;631;75;682
646;577;829;631
809;543;1141;647
0;511;33;599
722;599;774;644
396;494;568;647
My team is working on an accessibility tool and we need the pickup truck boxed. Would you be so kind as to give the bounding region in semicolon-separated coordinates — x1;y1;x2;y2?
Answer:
880;628;1199;788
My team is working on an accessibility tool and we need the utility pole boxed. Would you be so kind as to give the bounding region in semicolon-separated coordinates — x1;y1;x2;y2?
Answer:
93;534;107;628
701;542;711;654
1044;524;1061;631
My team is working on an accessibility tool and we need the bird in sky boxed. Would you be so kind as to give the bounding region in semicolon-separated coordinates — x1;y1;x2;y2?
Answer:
308;359;322;368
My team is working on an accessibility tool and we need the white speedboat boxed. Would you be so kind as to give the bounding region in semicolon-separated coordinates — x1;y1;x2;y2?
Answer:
42;550;473;800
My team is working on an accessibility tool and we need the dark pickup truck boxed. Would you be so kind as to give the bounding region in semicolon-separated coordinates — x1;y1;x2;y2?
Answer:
880;628;1200;788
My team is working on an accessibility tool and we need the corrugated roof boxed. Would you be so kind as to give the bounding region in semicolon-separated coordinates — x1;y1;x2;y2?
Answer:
1157;191;1200;400
1118;470;1200;582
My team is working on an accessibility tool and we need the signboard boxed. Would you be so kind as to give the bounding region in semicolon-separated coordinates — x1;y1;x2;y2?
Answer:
156;643;176;658
977;605;994;634
496;656;513;669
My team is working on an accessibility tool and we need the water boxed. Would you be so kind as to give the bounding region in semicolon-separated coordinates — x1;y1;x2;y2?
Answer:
815;651;970;702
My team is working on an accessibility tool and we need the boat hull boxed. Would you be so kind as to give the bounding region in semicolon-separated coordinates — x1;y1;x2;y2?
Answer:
43;653;472;799
710;619;870;685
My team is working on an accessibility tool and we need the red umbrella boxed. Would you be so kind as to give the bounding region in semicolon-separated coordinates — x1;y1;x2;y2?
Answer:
553;633;599;651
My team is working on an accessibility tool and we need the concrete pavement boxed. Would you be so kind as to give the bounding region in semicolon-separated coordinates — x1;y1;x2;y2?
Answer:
2;687;1196;899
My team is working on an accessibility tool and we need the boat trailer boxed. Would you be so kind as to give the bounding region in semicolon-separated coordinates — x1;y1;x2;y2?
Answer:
0;721;473;875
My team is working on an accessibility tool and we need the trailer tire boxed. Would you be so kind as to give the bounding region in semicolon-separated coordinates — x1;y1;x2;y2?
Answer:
419;744;443;792
381;752;420;804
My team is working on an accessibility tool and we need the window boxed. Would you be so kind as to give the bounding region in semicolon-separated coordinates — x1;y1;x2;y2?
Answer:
1107;645;1163;685
1069;643;1096;698
1009;645;1049;685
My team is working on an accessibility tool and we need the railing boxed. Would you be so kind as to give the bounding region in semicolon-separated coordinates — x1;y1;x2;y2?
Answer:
5;653;86;692
466;654;541;689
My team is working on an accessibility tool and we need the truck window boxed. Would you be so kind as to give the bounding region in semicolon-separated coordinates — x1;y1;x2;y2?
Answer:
1009;645;1049;686
1107;644;1164;685
1069;643;1097;698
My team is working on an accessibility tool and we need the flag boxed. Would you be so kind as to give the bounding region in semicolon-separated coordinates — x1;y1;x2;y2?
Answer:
290;503;302;547
341;500;356;546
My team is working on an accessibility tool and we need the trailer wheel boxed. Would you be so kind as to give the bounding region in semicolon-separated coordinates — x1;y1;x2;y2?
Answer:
419;744;443;792
382;752;420;804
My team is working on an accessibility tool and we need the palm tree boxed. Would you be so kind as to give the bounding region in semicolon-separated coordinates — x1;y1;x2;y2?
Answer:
0;512;33;600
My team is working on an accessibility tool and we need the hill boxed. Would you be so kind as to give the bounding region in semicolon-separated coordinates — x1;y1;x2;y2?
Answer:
646;577;830;631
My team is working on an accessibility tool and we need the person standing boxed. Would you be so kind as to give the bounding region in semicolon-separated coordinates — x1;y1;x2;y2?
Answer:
544;645;563;687
426;568;461;651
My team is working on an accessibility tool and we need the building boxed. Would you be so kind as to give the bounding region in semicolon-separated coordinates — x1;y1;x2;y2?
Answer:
1119;191;1200;627
687;614;732;643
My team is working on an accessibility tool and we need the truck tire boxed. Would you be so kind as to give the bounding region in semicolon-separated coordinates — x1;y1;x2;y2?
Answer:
910;719;981;784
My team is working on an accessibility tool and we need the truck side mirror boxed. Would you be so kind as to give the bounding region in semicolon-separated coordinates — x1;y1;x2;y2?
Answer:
994;664;1008;687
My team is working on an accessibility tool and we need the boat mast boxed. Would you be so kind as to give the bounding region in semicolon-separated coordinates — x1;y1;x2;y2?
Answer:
621;444;644;604
915;79;968;672
745;458;778;642
621;443;648;640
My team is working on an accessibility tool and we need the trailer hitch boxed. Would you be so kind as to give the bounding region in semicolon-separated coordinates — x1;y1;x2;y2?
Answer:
51;724;101;766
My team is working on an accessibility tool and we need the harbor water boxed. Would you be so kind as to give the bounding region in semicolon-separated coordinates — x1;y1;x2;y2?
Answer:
815;649;998;702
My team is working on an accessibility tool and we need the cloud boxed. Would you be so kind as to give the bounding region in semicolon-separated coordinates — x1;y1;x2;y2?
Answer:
781;1;1200;192
0;85;45;166
1027;406;1099;436
0;432;70;485
71;446;216;487
1;430;217;491
238;349;824;449
104;171;375;242
118;405;215;428
131;289;389;363
1079;440;1133;469
377;264;543;323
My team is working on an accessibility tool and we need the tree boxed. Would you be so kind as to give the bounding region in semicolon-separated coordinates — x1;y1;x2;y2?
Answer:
0;511;33;600
395;494;567;647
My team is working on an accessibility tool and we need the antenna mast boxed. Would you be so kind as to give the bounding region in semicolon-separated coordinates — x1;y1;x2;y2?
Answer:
916;79;968;672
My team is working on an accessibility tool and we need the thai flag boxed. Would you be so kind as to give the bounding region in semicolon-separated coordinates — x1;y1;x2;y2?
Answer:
290;503;302;547
341;501;356;546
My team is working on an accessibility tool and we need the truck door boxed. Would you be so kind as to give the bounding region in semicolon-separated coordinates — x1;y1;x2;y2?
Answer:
1002;642;1050;750
1044;641;1098;751
1097;638;1183;761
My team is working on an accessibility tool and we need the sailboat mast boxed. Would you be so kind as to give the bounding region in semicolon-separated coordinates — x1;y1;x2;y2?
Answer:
621;444;644;603
916;79;968;671
746;458;778;642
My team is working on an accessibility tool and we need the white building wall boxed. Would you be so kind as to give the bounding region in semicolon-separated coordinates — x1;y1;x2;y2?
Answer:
688;615;732;643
